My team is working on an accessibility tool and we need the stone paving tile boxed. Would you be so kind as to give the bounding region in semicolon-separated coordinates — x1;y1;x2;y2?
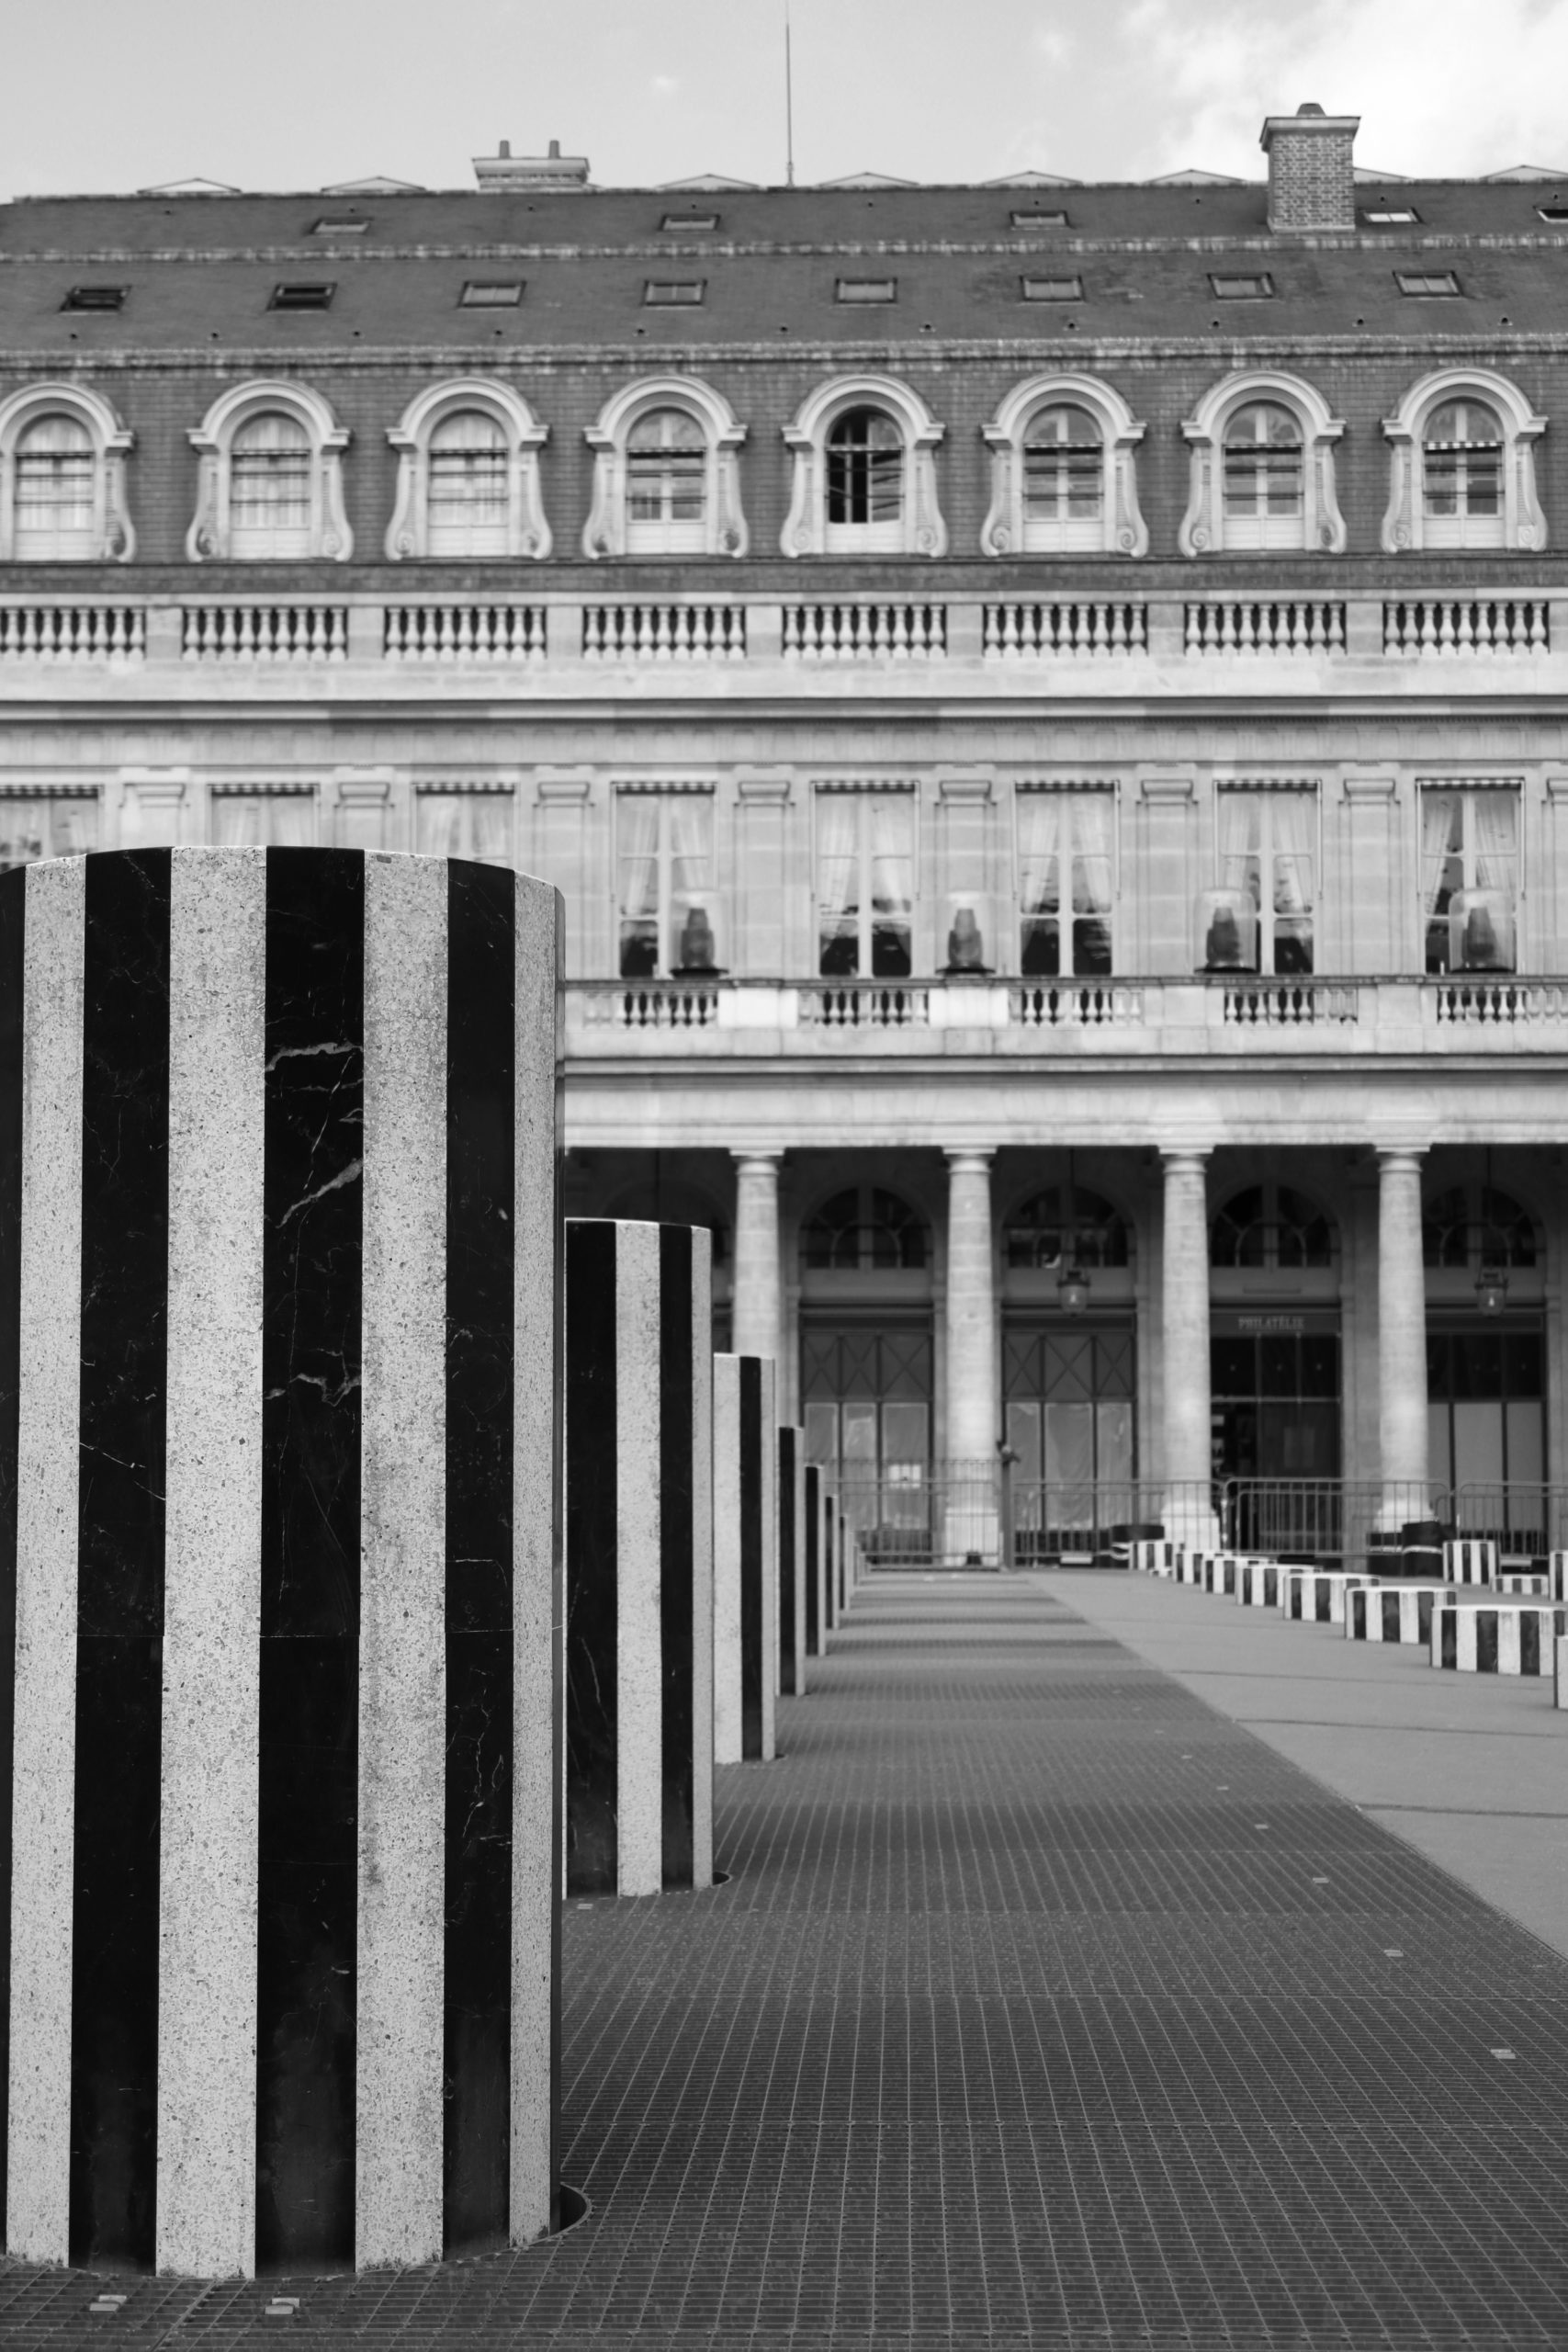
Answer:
6;1573;1568;2346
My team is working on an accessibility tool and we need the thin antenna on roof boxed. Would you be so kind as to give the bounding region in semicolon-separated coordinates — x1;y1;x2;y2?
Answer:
784;0;795;187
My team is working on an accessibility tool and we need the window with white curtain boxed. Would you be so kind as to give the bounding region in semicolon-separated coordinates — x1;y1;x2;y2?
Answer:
1215;788;1317;974
815;790;915;978
626;407;707;552
1419;786;1519;972
1015;790;1114;977
1020;405;1104;551
14;415;96;558
426;412;510;556
1221;401;1304;548
229;413;313;558
0;791;99;871
210;787;318;848
414;787;515;867
615;790;716;977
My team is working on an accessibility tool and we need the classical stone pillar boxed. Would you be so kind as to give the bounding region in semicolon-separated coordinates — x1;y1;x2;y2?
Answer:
1161;1148;1216;1546
714;1354;777;1763
1377;1147;1430;1521
563;1219;715;1901
730;1151;782;1367
0;847;561;2278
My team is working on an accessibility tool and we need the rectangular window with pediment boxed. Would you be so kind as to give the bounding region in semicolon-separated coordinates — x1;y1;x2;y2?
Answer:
815;786;916;978
0;787;99;871
1419;782;1520;973
615;786;716;977
1015;786;1115;977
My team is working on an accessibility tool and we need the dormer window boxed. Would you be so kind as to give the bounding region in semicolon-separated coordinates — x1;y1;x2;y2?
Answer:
0;384;136;561
461;280;524;307
835;278;897;303
1361;207;1420;224
660;212;718;232
386;379;551;560
1395;270;1461;297
187;381;353;561
1381;368;1546;552
268;282;335;311
643;279;705;306
1021;276;1082;302
1010;209;1068;229
311;218;369;235
1210;273;1274;300
782;376;947;558
61;286;127;313
1179;371;1347;556
582;376;747;559
982;375;1147;558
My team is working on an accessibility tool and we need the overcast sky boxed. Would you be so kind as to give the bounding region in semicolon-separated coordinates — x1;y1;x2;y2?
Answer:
5;0;1567;199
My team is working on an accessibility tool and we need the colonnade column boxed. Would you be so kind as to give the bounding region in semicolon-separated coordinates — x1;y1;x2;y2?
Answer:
1376;1147;1430;1523
943;1148;998;1560
730;1150;782;1369
1160;1147;1217;1547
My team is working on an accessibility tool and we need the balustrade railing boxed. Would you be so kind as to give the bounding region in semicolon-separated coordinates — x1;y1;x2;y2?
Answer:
1185;601;1346;655
1222;979;1359;1026
1382;599;1549;655
783;603;946;658
581;602;747;660
0;605;145;661
182;605;349;661
983;601;1147;656
384;605;545;660
798;983;931;1028
578;979;723;1030
1430;978;1568;1024
1010;979;1145;1028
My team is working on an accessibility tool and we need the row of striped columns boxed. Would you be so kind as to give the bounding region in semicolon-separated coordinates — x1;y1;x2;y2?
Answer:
0;848;561;2277
804;1464;827;1659
777;1427;807;1699
562;1219;714;1897
714;1356;776;1763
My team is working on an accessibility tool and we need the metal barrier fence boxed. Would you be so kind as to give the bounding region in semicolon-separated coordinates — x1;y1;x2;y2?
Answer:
813;1467;1568;1571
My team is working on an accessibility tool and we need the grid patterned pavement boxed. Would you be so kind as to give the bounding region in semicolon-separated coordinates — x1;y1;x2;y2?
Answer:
7;1572;1568;2347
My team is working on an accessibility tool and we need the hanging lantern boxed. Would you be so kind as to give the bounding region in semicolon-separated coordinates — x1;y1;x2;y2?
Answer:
1474;1262;1509;1317
1057;1260;1091;1316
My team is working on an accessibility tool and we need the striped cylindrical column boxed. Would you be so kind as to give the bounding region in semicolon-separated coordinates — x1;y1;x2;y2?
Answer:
714;1356;776;1764
822;1492;838;1632
777;1427;807;1698
804;1464;827;1659
563;1219;715;1898
0;848;560;2279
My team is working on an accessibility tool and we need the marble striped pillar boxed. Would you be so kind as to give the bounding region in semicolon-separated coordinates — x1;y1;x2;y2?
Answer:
563;1219;715;1898
0;847;561;2279
804;1464;826;1660
777;1427;807;1699
823;1493;838;1634
713;1356;776;1764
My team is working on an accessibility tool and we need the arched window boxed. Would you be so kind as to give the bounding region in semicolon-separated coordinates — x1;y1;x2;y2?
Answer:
1422;1183;1537;1270
826;408;904;542
1211;1182;1334;1269
981;375;1147;558
230;413;312;559
0;385;135;562
583;378;746;559
626;408;708;550
1382;369;1546;554
1423;399;1503;543
782;376;947;558
1179;372;1346;556
187;381;352;562
801;1185;927;1272
1005;1185;1130;1270
1221;402;1303;547
386;380;550;560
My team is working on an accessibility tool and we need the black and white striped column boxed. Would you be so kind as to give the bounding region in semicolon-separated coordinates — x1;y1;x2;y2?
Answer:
0;848;561;2278
777;1427;807;1698
804;1464;826;1660
714;1355;776;1763
563;1218;715;1898
822;1492;838;1633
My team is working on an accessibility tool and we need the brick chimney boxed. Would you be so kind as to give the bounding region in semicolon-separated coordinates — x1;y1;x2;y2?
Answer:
1260;102;1359;232
474;137;592;192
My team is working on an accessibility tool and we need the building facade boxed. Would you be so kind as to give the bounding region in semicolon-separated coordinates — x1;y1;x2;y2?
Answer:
4;106;1568;1560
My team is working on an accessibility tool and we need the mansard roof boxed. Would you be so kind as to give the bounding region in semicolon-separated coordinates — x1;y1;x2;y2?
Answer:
4;178;1568;351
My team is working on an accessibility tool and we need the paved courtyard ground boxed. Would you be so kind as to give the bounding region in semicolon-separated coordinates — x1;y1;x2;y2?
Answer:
5;1568;1568;2348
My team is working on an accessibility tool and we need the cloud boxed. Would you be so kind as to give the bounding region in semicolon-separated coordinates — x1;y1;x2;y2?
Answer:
1124;0;1568;179
652;73;679;97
